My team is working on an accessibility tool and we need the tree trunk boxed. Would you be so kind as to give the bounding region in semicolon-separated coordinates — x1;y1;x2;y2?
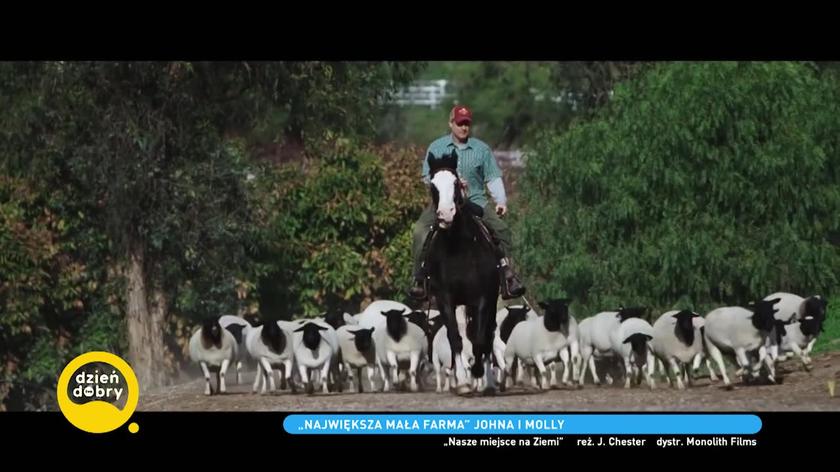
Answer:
125;244;169;388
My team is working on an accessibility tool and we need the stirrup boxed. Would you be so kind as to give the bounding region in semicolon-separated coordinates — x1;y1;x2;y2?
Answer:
499;265;525;300
501;281;526;300
408;277;429;300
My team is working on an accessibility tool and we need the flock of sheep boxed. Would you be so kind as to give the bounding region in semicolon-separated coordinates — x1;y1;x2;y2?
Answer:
188;292;828;396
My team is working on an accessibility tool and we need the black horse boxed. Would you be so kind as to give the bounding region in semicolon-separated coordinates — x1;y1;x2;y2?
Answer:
424;149;500;394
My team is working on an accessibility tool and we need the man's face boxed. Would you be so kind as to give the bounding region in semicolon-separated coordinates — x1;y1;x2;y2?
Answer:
449;119;471;142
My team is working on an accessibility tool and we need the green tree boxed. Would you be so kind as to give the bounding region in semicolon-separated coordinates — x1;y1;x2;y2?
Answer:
517;62;840;316
377;61;650;150
253;140;427;318
0;61;422;395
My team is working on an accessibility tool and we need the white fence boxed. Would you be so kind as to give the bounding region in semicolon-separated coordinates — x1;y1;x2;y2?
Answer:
392;79;449;108
494;150;524;169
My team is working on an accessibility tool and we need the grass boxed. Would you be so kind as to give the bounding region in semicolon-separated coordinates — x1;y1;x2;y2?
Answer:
813;298;840;354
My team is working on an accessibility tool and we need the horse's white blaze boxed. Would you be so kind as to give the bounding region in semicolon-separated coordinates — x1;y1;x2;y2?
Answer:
431;171;457;228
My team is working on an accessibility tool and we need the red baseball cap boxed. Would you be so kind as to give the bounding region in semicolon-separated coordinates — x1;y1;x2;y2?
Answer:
451;105;472;125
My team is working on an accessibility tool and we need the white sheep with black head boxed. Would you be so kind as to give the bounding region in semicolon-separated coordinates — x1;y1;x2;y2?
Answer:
246;320;295;394
373;308;426;392
292;320;338;394
651;310;704;389
335;325;377;392
703;297;781;385
189;317;238;396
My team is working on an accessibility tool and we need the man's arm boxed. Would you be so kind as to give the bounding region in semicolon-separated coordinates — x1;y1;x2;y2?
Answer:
421;147;433;185
487;177;507;206
483;147;508;216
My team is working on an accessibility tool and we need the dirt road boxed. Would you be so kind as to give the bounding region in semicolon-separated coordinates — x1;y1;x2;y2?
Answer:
139;352;840;412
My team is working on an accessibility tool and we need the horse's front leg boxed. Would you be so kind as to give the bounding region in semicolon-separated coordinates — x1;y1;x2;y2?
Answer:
439;297;470;394
472;297;498;395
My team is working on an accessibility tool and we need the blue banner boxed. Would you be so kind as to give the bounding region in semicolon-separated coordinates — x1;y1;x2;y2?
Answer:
283;414;761;435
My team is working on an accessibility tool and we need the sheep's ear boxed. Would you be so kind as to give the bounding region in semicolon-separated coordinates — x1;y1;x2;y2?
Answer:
622;335;634;344
347;329;359;336
318;325;329;331
370;327;375;333
380;310;388;316
293;326;305;332
644;334;653;341
538;301;548;310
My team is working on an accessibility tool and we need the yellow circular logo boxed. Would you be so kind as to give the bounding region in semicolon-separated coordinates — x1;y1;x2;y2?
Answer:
57;352;139;434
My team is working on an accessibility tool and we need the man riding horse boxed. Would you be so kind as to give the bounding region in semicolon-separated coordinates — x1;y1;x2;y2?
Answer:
409;104;526;302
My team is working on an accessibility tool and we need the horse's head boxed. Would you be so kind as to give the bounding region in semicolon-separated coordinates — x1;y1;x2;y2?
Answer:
428;150;464;229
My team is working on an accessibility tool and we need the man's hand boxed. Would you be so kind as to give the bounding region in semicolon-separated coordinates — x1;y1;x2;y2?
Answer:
496;204;507;217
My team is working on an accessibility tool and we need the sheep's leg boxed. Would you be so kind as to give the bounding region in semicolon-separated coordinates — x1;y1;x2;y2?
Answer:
378;358;390;393
684;361;694;386
804;338;817;362
758;345;775;383
283;359;295;393
734;347;750;382
569;343;581;384
706;343;731;386
503;351;516;388
769;342;780;363
365;365;376;393
259;357;275;393
623;356;633;389
409;350;420;392
493;340;505;385
236;360;242;385
580;346;598;386
320;355;332;394
706;358;718;381
645;352;656;389
386;351;400;388
297;363;312;394
588;354;601;385
199;361;213;396
658;358;672;386
515;358;526;385
356;364;365;393
789;343;810;369
668;357;684;390
434;354;443;393
560;348;572;385
219;358;230;394
252;361;263;393
534;354;549;390
691;353;702;377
